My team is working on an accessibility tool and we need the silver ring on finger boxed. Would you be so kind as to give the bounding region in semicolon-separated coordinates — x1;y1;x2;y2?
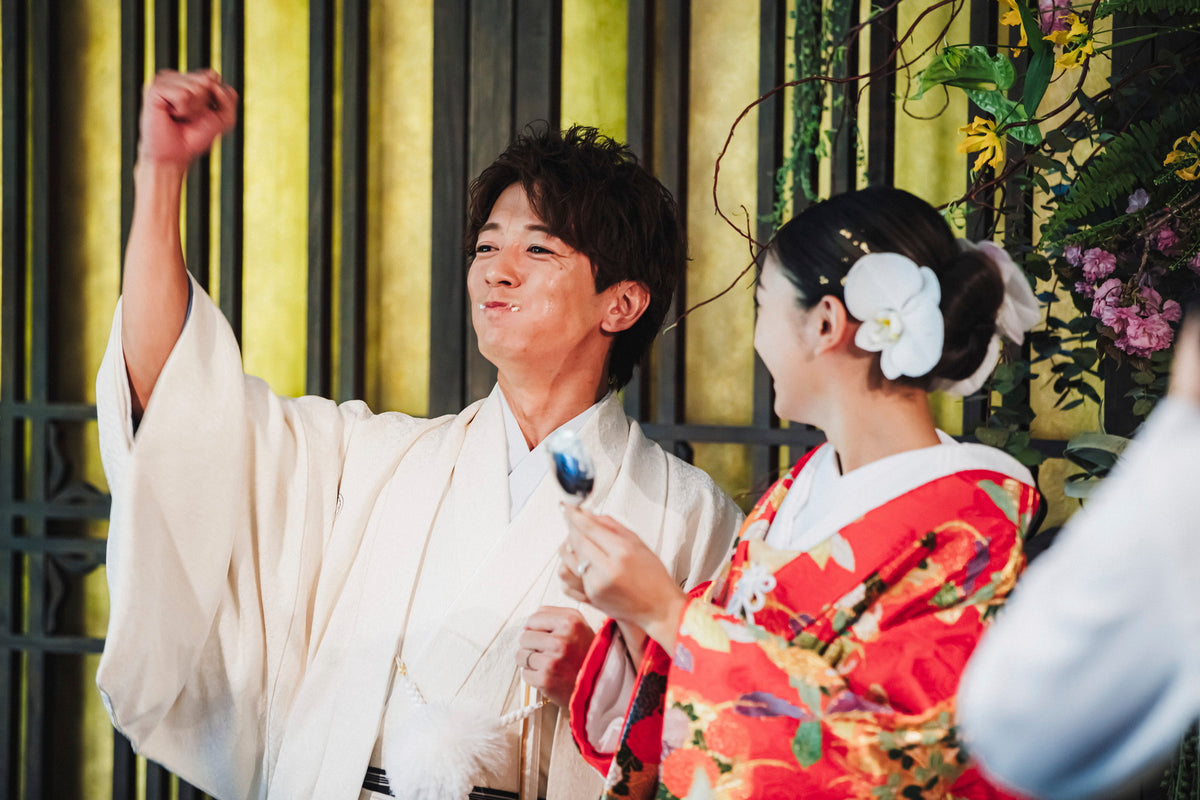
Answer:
524;649;534;670
575;559;591;577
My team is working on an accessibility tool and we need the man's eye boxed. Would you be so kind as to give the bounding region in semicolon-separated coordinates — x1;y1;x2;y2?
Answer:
528;245;553;255
475;244;495;253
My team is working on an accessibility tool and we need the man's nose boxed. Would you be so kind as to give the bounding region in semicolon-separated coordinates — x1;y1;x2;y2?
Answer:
485;246;520;286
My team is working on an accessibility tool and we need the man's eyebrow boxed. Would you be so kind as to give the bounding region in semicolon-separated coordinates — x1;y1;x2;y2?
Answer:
478;221;557;236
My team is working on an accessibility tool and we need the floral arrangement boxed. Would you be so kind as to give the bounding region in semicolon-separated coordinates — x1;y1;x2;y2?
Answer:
1058;176;1197;363
906;0;1200;456
1032;126;1200;425
708;0;1200;484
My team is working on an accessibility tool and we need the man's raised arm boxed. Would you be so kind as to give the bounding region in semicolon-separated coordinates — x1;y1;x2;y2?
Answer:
122;68;237;415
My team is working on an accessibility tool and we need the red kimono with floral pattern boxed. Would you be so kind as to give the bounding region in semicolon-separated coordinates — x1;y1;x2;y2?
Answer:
570;445;1040;800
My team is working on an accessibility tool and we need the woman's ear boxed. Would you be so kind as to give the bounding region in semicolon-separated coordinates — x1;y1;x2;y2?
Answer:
811;295;854;355
601;281;651;333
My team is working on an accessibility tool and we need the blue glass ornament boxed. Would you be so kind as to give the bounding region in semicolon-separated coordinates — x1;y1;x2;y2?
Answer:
546;429;594;504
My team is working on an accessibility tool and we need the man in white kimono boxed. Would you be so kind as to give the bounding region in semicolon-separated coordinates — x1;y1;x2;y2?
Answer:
97;69;741;800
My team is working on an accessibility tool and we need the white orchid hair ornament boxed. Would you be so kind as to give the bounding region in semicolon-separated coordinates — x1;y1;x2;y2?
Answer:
843;252;945;380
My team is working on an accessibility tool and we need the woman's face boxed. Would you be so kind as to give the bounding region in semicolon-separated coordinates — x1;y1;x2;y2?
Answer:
753;254;822;423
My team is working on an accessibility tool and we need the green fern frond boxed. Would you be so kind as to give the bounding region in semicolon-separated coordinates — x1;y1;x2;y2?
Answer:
1048;93;1200;229
1098;0;1200;15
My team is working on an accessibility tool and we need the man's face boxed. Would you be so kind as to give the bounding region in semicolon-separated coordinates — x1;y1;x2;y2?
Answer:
468;183;616;377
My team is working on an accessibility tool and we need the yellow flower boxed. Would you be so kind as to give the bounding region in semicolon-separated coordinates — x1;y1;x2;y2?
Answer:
1043;12;1088;46
1056;38;1095;69
1165;131;1200;181
997;0;1028;54
1045;13;1094;70
959;116;1006;172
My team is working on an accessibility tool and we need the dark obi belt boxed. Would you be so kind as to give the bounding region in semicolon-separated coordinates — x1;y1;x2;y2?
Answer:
363;767;531;799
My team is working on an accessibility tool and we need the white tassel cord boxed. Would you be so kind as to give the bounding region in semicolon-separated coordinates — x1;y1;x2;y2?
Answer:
382;659;542;800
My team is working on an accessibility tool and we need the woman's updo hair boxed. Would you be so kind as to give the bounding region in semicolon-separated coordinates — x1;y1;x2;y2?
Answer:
765;186;1004;389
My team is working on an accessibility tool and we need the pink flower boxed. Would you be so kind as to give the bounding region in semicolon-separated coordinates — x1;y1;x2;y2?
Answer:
1064;244;1083;266
1117;313;1175;357
1105;304;1141;333
1038;0;1071;33
1091;278;1129;328
1139;285;1164;309
1136;286;1182;322
1092;277;1122;306
1126;188;1150;213
1074;281;1095;298
1155;226;1180;254
1082;248;1117;281
1190;251;1200;275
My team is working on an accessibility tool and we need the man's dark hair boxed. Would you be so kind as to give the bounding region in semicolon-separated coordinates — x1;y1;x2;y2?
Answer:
466;123;686;389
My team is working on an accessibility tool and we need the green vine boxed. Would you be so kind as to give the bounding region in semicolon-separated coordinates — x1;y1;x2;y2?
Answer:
772;0;856;228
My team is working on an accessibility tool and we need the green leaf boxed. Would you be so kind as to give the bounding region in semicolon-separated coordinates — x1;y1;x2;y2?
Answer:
1045;130;1074;152
1023;47;1055;115
1067;316;1097;334
913;46;1015;100
1078;382;1102;404
1024;253;1053;281
793;677;823;719
1064;474;1101;498
963;89;1043;144
1064;432;1130;472
931;583;961;608
1014;0;1050;55
793;721;823;769
979;479;1020;524
1015;446;1045;467
974;425;1010;448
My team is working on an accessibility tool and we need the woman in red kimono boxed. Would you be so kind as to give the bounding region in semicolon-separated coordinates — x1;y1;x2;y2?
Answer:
555;187;1043;799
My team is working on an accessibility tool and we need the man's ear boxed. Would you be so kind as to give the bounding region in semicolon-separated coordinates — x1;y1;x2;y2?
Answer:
601;281;651;334
811;294;854;355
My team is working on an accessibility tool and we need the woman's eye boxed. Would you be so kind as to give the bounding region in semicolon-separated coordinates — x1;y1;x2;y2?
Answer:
475;244;495;253
528;245;553;255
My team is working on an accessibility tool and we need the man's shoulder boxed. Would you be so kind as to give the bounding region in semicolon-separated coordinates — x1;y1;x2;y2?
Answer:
622;417;733;504
338;399;483;463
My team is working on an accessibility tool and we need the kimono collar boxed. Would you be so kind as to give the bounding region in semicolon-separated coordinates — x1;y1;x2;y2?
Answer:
497;385;608;518
739;434;1035;550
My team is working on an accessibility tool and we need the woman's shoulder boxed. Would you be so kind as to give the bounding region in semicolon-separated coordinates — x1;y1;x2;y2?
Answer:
850;441;1040;535
935;439;1035;488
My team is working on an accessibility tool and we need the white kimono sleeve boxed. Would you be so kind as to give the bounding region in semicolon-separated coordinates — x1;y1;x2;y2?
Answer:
94;278;411;798
958;397;1200;800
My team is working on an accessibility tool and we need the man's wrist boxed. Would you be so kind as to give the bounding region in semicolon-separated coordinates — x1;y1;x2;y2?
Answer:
133;156;189;186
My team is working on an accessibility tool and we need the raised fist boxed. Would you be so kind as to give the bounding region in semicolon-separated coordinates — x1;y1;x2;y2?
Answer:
139;68;238;168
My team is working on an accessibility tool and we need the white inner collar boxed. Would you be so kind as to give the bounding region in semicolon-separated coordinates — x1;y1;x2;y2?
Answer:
497;387;607;518
768;431;1032;552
